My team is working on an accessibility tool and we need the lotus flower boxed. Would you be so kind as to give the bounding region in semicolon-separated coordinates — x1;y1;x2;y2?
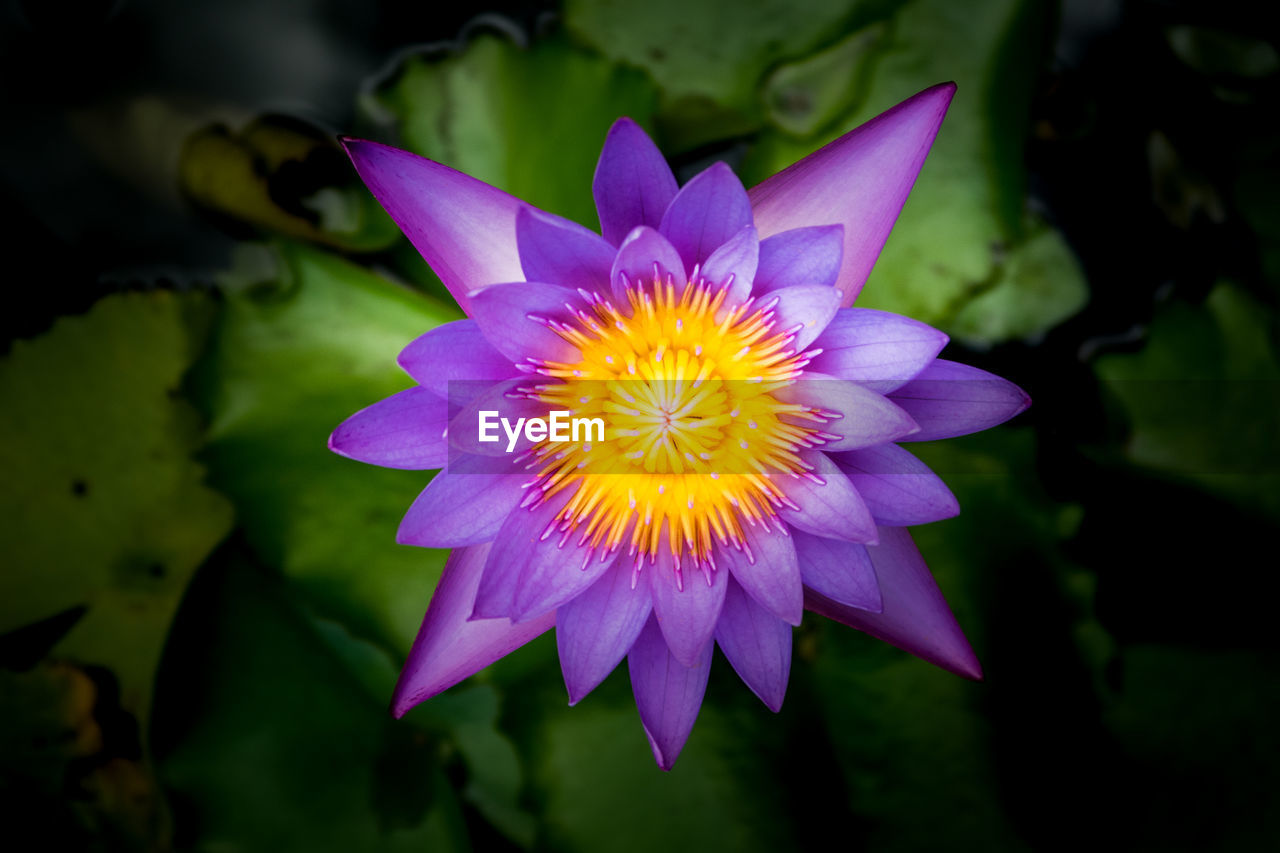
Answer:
330;83;1030;770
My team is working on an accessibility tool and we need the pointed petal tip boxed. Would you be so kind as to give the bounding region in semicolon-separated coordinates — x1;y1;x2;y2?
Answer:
643;726;677;771
607;115;643;134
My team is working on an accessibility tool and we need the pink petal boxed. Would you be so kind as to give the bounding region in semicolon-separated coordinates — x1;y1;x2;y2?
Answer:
466;281;583;365
830;444;959;526
398;320;520;401
342;138;526;311
593;117;679;247
778;372;919;451
628;615;713;771
556;559;654;705
392;543;554;717
472;488;611;622
699;224;758;307
889;359;1031;441
659;161;753;274
648;548;728;667
793;530;881;613
397;469;526;548
611;225;688;302
748;83;957;306
804;526;982;679
765;285;841;351
714;576;792;712
753;225;844;293
716;519;803;626
328;387;448;470
777;451;877;544
807;309;948;394
516;206;616;294
447;377;548;458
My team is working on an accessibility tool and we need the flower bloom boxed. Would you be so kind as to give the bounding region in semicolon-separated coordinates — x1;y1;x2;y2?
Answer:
331;83;1029;769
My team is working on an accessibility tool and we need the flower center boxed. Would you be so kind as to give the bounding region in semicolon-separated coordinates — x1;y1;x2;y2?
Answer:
518;274;830;578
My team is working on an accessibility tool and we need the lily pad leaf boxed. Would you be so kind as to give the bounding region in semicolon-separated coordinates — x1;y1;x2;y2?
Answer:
190;240;460;656
0;291;233;726
155;551;469;853
180;114;402;251
365;27;658;229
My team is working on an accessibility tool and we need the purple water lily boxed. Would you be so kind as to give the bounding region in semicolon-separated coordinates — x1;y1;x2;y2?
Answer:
330;83;1029;770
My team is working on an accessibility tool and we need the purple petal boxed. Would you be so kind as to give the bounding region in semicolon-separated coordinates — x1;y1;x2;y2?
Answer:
628;615;713;771
765;285;841;352
753;225;844;293
392;543;554;717
448;377;548;458
593;118;679;247
556;559;654;704
342;138;526;311
793;530;881;612
648;548;728;667
778;372;920;451
473;488;611;622
778;451;877;543
513;534;619;623
398;320;519;400
748;83;957;305
659;161;753;273
889;359;1031;441
397;468;526;548
699;224;759;307
516;206;615;294
611;225;688;301
328;387;448;470
467;281;583;365
805;526;982;679
714;576;792;712
716;519;802;626
830;444;959;526
808;309;949;393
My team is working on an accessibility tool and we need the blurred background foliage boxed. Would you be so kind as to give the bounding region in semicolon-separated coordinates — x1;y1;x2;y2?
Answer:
1;0;1278;850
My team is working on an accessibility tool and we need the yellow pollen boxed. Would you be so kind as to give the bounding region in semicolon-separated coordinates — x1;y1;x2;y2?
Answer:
522;275;827;574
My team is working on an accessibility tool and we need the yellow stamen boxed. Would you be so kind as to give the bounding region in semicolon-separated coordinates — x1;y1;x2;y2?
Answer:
523;275;827;573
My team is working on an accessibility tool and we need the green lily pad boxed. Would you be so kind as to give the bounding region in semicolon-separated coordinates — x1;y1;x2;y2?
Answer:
190;241;459;656
180;115;403;251
948;223;1090;345
760;23;886;138
565;0;900;125
1093;283;1280;517
156;552;469;853
0;292;233;725
366;28;658;229
803;427;1108;852
493;652;800;853
738;0;1086;345
1103;645;1280;848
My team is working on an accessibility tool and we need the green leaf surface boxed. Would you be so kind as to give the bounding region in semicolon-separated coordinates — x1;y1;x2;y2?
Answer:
156;553;469;853
190;241;458;655
738;0;1086;345
524;670;801;852
367;28;658;228
949;223;1089;345
804;427;1102;852
180;116;402;251
1094;283;1280;517
1103;645;1280;848
0;292;233;723
566;0;898;123
807;634;1029;853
